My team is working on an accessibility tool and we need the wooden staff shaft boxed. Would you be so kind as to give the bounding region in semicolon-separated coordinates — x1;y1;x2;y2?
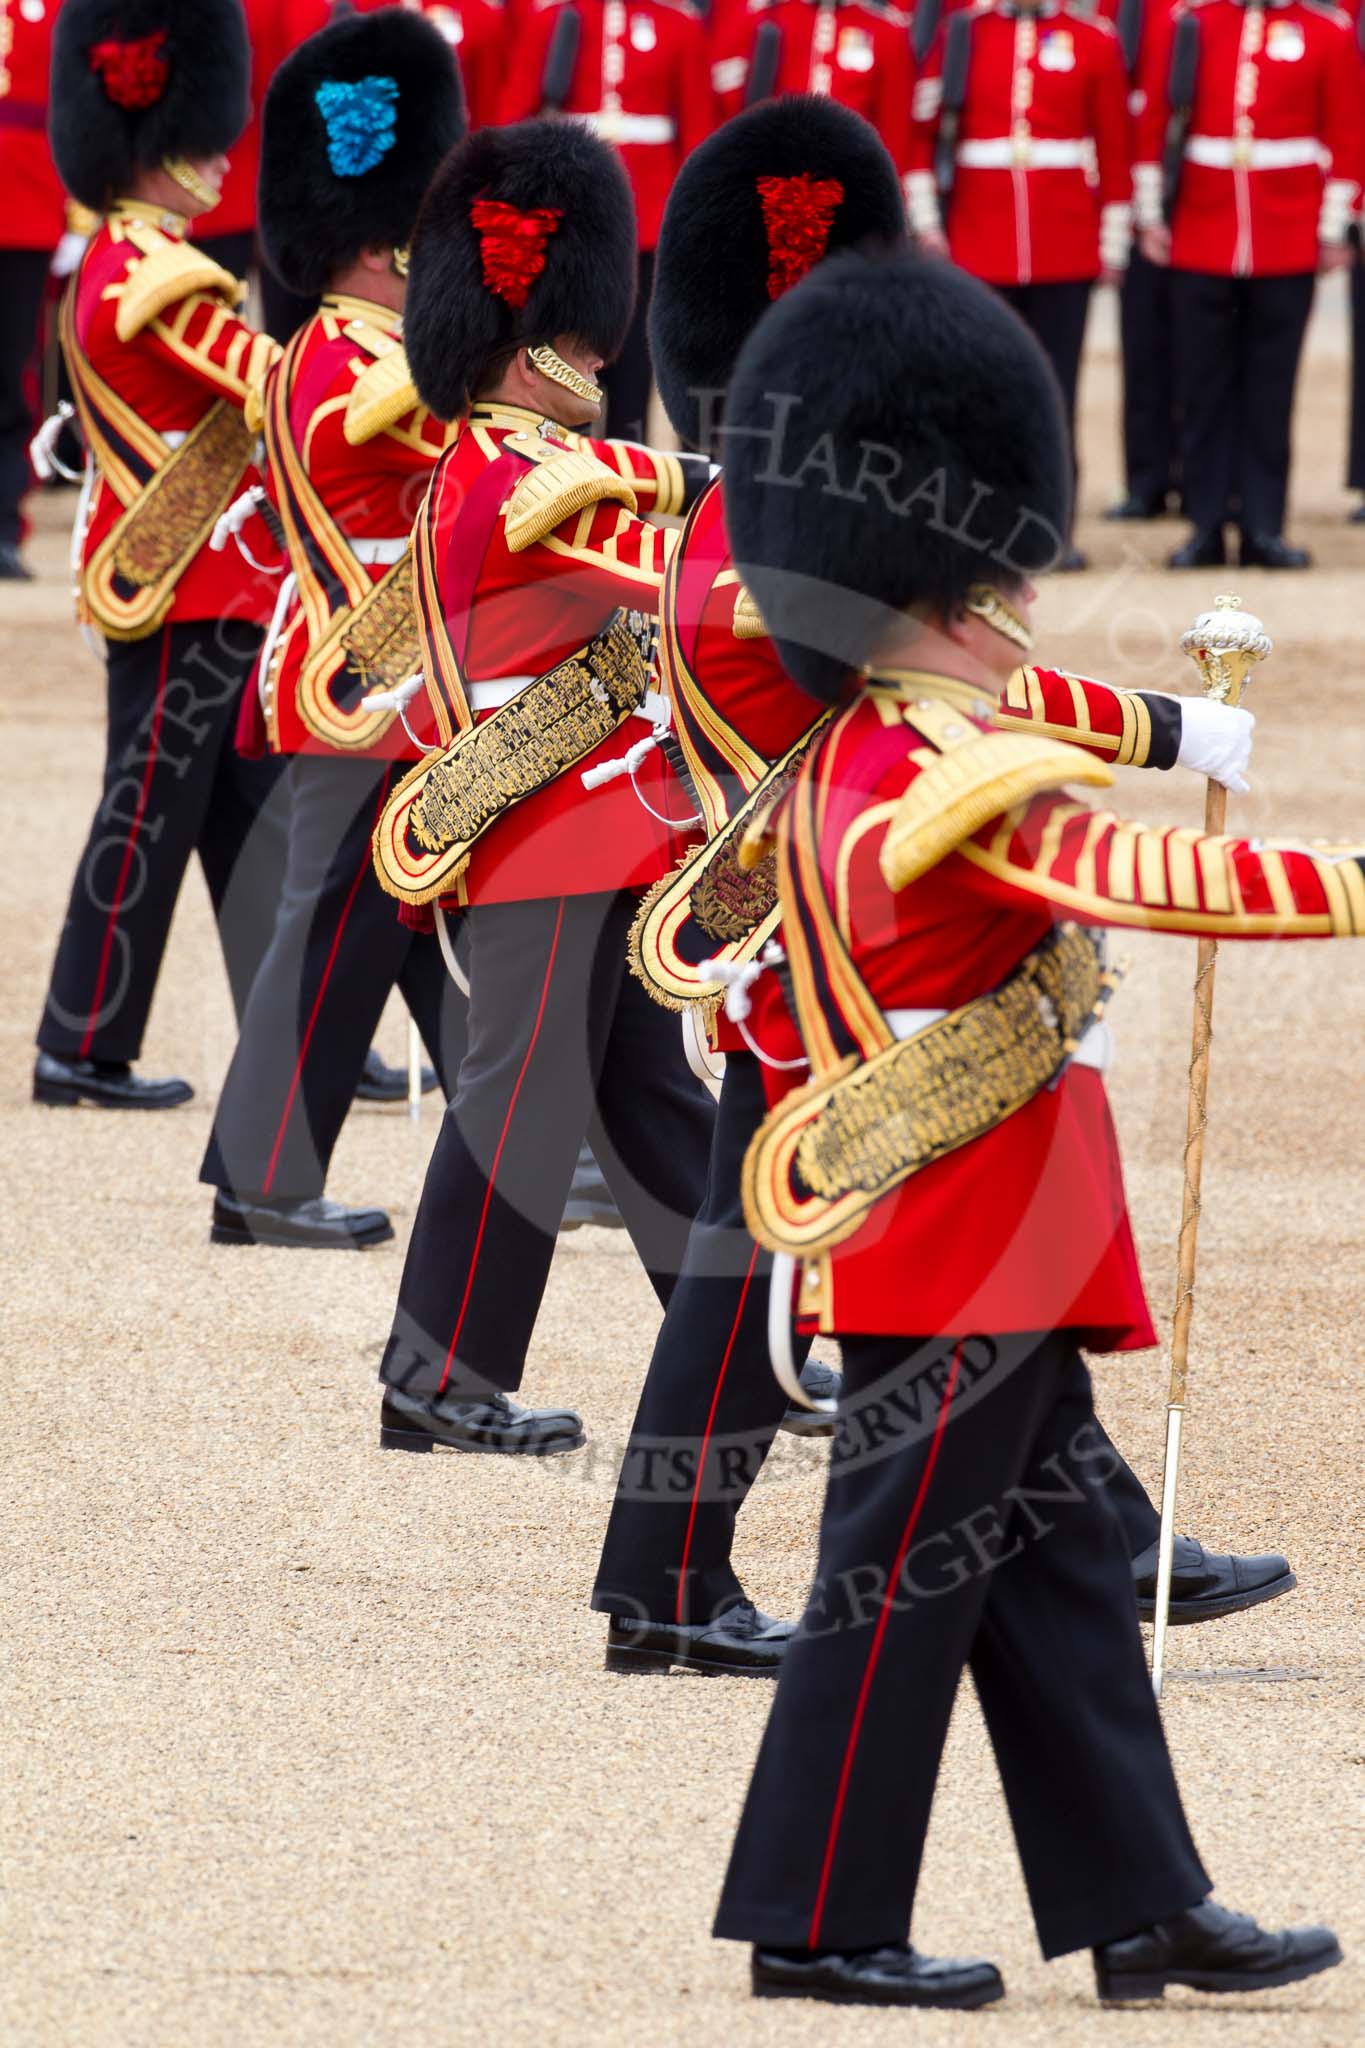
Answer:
1153;775;1227;1698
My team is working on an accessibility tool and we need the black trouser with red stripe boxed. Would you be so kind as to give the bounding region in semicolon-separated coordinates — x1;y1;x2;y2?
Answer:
592;1052;814;1626
592;1059;1164;1627
200;755;467;1203
1119;249;1180;509
1348;240;1365;493
379;888;714;1400
0;246;51;551
37;621;286;1064
715;1331;1208;1958
993;280;1092;539
1170;268;1315;538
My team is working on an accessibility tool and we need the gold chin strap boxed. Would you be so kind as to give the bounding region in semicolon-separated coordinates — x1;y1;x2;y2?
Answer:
392;245;410;280
527;345;603;408
163;158;221;213
964;583;1034;656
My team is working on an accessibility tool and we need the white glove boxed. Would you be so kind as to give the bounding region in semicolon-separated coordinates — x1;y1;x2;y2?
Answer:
1174;696;1255;794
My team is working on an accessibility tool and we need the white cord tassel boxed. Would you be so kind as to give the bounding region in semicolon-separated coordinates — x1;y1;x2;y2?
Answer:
698;943;808;1070
581;732;660;790
362;672;441;752
434;903;469;997
210;486;280;572
30;404;82;484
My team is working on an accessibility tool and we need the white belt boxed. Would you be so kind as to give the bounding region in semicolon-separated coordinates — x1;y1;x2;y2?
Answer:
885;1006;1113;1073
162;429;188;449
466;675;535;711
581;110;676;146
351;536;409;566
957;137;1088;169
1185;134;1326;171
467;676;668;726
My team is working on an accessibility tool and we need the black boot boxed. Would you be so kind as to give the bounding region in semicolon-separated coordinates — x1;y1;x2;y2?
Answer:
1104;491;1169;520
1131;1535;1294;1623
353;1046;437;1103
752;1942;1005;2009
605;1598;793;1678
33;1051;193;1110
0;540;34;581
1094;1902;1341;2002
780;1356;843;1438
1168;527;1227;569
211;1192;393;1249
1238;531;1311;570
379;1385;584;1455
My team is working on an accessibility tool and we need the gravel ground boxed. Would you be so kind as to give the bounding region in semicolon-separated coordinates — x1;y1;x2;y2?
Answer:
3;286;1363;2048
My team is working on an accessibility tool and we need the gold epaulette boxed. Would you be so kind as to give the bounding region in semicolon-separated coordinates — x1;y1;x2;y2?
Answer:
502;432;639;553
880;713;1113;893
732;585;768;641
345;345;420;445
114;231;246;341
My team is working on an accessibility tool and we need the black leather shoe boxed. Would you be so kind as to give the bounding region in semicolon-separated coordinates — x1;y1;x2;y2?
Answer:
33;1051;193;1110
560;1144;625;1231
0;540;34;580
1239;531;1311;570
379;1385;584;1455
780;1356;843;1437
1094;1902;1342;2002
1104;492;1169;521
211;1191;393;1249
1350;500;1365;524
353;1046;437;1103
1132;1535;1295;1624
1168;528;1227;569
1057;543;1089;572
605;1598;793;1677
752;1942;1005;2009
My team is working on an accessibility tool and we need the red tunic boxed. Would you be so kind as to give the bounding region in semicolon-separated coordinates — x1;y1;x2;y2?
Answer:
68;204;280;628
413;399;702;902
498;0;717;250
910;0;1133;284
255;295;450;759
0;0;64;251
754;671;1364;1344
1134;0;1365;274
709;0;918;191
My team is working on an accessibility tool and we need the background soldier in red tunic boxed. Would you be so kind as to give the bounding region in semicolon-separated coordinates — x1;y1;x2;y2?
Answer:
497;0;717;438
34;0;288;1110
369;119;715;1455
709;0;917;201
0;0;65;578
1136;0;1364;567
710;243;1344;2012
909;0;1134;566
198;6;470;1249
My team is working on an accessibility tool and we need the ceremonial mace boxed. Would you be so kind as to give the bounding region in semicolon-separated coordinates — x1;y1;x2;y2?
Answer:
1152;594;1271;1698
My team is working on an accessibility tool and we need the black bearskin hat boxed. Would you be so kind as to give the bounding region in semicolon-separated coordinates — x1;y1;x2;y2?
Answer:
259;9;466;299
723;248;1071;702
50;0;250;213
404;119;638;422
651;97;907;454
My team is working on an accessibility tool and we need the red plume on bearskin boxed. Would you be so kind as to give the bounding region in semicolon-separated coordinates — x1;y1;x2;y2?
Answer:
470;197;564;310
87;31;169;109
755;174;845;300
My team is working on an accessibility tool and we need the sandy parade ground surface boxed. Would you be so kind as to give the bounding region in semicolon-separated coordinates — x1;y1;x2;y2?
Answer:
2;283;1363;2047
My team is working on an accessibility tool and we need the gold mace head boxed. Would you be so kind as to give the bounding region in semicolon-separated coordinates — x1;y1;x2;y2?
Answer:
1179;592;1271;707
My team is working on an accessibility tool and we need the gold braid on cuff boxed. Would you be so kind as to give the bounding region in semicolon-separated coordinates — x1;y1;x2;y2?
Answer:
162;157;221;212
527;345;604;408
965;583;1034;656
